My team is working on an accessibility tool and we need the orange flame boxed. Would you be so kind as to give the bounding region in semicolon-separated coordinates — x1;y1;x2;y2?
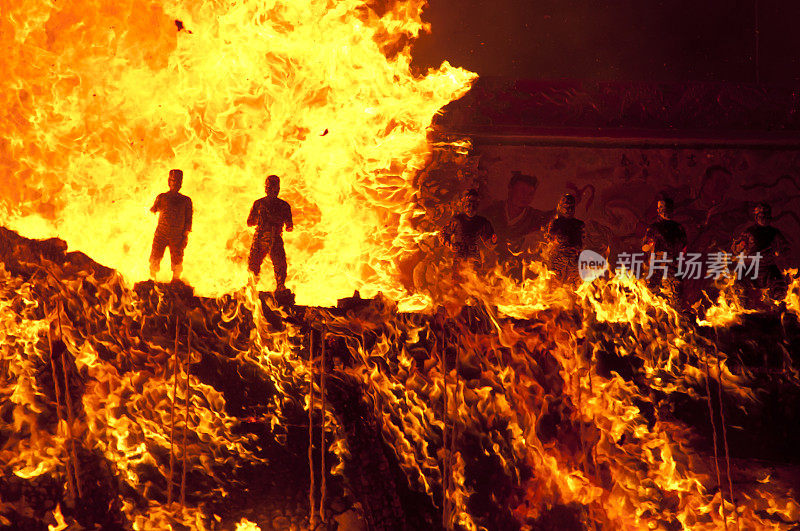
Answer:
0;0;475;306
2;2;800;529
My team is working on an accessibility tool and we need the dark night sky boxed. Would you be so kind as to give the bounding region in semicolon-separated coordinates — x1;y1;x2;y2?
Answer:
411;1;800;83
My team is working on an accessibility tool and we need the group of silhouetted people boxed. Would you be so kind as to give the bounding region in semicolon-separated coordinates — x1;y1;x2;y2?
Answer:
438;171;792;307
148;167;791;306
148;170;292;293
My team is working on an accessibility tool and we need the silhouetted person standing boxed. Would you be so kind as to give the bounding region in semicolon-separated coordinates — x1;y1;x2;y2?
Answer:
544;193;585;284
480;171;549;276
732;202;789;299
642;193;687;305
248;174;293;292
440;189;496;282
150;169;192;281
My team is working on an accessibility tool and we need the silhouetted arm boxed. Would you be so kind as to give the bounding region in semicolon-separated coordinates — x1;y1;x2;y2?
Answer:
184;197;193;233
285;203;293;232
774;231;790;257
439;219;456;250
731;231;752;255
677;226;688;253
641;226;655;253
543;218;555;244
247;201;259;227
483;219;497;245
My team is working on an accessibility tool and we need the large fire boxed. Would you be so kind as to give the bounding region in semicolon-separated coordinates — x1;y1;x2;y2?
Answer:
2;1;800;531
0;0;474;306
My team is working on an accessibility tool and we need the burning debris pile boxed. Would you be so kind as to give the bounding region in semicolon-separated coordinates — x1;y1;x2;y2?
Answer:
1;227;800;530
2;1;800;530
